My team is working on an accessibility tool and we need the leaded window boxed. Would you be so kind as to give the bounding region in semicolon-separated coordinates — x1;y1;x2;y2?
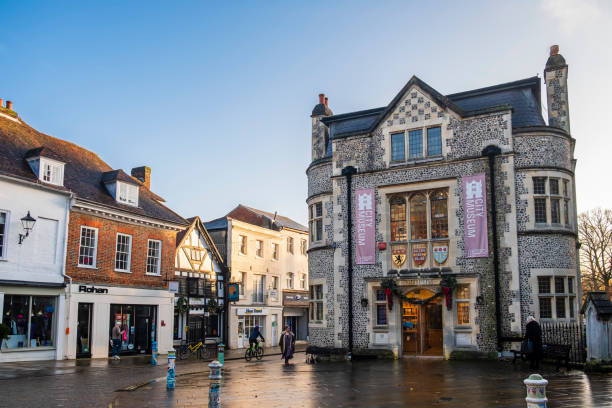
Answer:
556;297;566;319
532;176;572;227
426;127;442;156
408;129;423;158
430;190;448;239
390;197;407;242
309;202;323;242
549;179;559;195
539;297;552;319
533;178;546;195
310;285;324;322
536;275;576;320
410;194;427;240
391;133;405;162
538;276;551;294
375;290;388;326
551;199;561;224
534;198;547;223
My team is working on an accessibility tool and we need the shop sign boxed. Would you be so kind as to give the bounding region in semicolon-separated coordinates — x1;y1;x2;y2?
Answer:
227;283;240;302
236;308;269;316
355;188;375;265
168;281;179;294
463;173;489;258
404;279;435;286
412;246;427;266
78;285;108;294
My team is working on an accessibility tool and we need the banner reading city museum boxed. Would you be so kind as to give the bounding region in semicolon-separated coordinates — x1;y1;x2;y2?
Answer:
355;188;375;264
463;173;488;258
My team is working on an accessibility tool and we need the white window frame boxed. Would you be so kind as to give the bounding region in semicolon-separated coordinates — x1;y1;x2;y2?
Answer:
239;235;247;255
272;242;279;261
287;236;294;254
114;233;132;273
300;273;306;289
117;182;139;207
309;202;323;243
39;158;65;186
77;226;98;268
455;284;471;327
255;239;263;258
300;239;307;255
309;283;324;324
286;272;294;289
374;288;388;327
240;272;247;296
0;210;9;260
146;239;162;276
253;275;265;303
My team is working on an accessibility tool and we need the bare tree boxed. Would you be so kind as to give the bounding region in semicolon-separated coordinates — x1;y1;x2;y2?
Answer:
579;208;612;293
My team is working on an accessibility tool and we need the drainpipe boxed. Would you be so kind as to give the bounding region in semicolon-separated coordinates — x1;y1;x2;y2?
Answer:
61;193;74;360
342;166;357;354
481;145;503;352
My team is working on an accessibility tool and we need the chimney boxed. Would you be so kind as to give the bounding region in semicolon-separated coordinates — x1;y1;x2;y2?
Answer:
318;93;325;105
324;97;329;107
544;44;570;133
0;99;3;108
131;166;151;189
6;101;13;111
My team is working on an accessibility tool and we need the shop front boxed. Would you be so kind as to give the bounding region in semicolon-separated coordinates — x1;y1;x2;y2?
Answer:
0;284;66;362
230;306;283;349
282;290;310;341
66;283;174;359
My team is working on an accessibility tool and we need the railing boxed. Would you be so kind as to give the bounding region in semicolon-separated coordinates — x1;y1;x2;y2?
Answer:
540;322;586;364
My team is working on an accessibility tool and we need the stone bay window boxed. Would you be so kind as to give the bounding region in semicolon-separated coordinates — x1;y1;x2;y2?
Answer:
389;189;449;270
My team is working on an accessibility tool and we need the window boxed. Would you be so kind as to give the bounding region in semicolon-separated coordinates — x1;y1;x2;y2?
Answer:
272;276;278;290
567;277;574;294
550;179;559;195
286;272;294;289
551;199;561;224
532;176;572;227
309;202;323;242
300;274;306;289
253;275;265;303
287;237;294;254
2;295;56;349
539;297;552;319
554;277;565;294
40;159;64;186
430;190;449;239
375;289;388;326
533;178;546;195
556;297;566;319
190;248;203;261
310;285;324;322
536;275;576;320
240;272;246;296
456;284;470;325
117;182;139;206
534;198;547;224
410;194;427;240
146;239;162;275
408;129;423;158
391;133;406;161
538;276;551;294
272;243;279;260
115;233;132;272
301;239;307;255
426;127;442;156
255;240;263;257
564;200;570;226
78;226;98;267
0;211;6;258
390;196;407;242
240;235;247;255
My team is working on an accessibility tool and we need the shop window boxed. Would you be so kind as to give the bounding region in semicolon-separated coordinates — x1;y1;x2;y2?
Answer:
0;211;7;259
240;235;247;255
2;295;55;349
115;233;132;272
78;226;98;267
310;284;324;322
456;284;470;326
375;289;388;326
146;239;162;275
309;202;323;242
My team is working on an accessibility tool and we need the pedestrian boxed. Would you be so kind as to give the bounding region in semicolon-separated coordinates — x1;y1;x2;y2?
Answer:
111;321;123;360
76;322;82;354
279;325;295;365
525;316;542;369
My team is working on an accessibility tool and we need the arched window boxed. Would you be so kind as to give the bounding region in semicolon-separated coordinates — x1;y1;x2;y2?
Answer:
390;196;407;242
430;190;448;239
410;194;427;240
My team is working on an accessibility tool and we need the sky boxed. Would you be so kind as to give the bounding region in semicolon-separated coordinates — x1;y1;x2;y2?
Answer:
1;0;610;225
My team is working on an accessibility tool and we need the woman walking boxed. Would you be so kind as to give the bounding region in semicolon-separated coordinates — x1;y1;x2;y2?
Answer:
525;316;542;369
279;325;295;365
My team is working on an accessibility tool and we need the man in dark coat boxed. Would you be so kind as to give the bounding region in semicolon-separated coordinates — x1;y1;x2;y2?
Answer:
279;325;295;365
525;316;542;369
249;325;264;351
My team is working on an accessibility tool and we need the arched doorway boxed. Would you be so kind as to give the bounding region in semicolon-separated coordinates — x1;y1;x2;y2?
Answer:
401;288;443;356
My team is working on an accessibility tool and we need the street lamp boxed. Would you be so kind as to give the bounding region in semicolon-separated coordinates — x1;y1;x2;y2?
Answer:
18;211;36;244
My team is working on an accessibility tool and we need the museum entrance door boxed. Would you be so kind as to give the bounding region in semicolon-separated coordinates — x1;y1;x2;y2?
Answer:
401;289;443;356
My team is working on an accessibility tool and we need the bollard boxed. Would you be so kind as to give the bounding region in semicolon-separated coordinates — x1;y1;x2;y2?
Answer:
151;341;158;366
167;348;176;390
524;374;548;408
208;360;223;408
217;343;224;366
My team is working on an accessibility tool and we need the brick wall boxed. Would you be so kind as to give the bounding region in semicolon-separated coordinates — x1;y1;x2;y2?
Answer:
66;211;177;288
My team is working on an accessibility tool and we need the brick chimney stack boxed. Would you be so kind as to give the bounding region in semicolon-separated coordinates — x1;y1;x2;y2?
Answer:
325;97;329;107
131;166;151;189
319;93;325;104
6;101;13;110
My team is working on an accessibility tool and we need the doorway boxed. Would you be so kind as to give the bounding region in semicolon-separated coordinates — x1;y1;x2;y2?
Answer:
285;316;298;339
76;303;92;358
401;289;443;356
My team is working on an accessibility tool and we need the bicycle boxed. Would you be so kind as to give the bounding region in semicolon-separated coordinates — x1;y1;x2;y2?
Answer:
178;340;212;361
244;340;265;361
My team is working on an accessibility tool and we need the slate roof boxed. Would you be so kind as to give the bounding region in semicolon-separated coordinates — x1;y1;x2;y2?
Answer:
320;76;545;146
101;169;140;186
204;205;307;233
581;292;612;316
241;205;308;232
0;115;187;226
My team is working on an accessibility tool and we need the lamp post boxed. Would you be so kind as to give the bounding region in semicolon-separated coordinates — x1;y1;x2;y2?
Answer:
18;211;36;244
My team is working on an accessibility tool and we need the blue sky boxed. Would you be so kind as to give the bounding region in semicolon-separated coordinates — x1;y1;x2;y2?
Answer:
1;1;610;224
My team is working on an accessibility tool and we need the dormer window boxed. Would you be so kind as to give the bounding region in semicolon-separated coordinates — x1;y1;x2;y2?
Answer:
117;182;139;206
40;158;65;186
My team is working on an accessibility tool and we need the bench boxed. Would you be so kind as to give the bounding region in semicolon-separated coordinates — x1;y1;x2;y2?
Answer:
511;343;571;369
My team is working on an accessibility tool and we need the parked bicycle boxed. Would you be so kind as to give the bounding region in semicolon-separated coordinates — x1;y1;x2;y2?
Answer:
178;340;214;361
244;340;265;361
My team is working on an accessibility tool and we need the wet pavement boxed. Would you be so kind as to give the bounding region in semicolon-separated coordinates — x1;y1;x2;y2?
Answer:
1;352;612;407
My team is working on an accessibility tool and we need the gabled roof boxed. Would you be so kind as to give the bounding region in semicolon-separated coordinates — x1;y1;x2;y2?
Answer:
0;115;187;226
320;75;545;142
581;292;612;316
204;204;307;233
176;216;224;267
101;169;141;186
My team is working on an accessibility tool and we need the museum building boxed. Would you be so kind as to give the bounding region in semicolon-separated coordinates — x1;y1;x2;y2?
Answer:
306;46;579;358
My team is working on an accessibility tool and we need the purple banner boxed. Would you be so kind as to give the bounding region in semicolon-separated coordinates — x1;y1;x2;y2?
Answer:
355;188;375;264
463;173;489;258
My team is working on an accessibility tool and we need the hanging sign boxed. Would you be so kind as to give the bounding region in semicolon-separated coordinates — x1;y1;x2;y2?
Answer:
463;173;489;258
227;283;240;302
355;188;375;264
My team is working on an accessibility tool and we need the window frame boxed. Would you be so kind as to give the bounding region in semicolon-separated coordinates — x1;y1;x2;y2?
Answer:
309;202;323;243
146;239;162;276
390;126;443;163
114;233;132;273
240;272;247;296
300;273;306;289
0;210;9;260
239;235;247;255
272;242;279;260
374;289;388;327
536;275;577;321
532;175;572;228
390;132;406;162
39;158;65;186
117;182;139;207
455;284;471;327
309;284;324;323
287;236;294;254
77;225;98;268
300;239;307;256
255;239;263;258
286;272;294;289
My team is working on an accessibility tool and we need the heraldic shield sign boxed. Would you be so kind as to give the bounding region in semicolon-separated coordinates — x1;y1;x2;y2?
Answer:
392;245;407;267
412;246;427;266
433;243;449;265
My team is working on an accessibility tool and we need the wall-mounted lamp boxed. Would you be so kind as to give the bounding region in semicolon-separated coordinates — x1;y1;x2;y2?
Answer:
18;211;36;244
360;298;369;307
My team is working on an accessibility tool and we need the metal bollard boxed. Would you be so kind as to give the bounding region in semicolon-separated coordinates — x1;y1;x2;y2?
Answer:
208;360;223;408
167;348;176;390
217;343;224;366
151;341;158;366
524;374;548;408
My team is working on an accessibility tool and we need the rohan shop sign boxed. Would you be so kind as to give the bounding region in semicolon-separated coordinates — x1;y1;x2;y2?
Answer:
78;285;109;294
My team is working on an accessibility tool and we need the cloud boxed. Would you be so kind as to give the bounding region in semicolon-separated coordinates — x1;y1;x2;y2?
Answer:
540;0;607;34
